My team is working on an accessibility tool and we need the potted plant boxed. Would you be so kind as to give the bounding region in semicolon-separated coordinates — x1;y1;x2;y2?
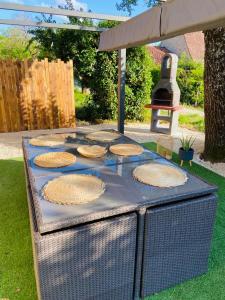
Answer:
179;136;195;166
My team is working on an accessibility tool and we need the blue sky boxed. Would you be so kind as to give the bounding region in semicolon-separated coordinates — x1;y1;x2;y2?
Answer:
0;0;148;31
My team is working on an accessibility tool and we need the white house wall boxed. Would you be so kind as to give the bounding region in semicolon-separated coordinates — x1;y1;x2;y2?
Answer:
161;35;190;58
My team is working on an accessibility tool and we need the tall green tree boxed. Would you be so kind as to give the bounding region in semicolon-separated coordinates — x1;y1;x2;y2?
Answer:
30;0;153;121
30;12;98;91
117;0;225;162
0;28;37;59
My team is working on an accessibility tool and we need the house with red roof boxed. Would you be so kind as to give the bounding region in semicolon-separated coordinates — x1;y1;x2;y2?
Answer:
148;32;205;64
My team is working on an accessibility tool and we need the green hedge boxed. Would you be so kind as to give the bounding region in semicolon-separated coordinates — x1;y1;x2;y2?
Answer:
177;55;204;107
86;46;153;122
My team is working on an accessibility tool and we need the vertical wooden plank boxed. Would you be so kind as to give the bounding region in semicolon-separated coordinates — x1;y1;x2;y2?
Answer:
45;58;53;129
63;60;69;127
42;59;48;129
64;61;69;127
32;59;40;129
15;60;24;130
22;60;34;130
38;60;46;129
11;60;22;131
50;60;59;128
9;60;19;131
22;59;32;130
0;60;8;132
62;60;67;127
2;60;13;131
69;60;75;127
56;59;62;128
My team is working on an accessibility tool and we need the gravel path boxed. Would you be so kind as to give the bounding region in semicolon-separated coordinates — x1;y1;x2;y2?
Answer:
0;124;224;177
180;106;204;117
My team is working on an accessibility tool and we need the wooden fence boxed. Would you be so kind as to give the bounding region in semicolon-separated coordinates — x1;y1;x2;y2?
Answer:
0;59;75;132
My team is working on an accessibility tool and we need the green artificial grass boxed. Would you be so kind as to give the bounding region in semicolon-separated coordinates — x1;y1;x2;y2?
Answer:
0;148;224;300
0;158;37;300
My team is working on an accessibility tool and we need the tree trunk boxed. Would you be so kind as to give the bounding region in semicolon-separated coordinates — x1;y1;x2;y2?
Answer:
203;27;225;162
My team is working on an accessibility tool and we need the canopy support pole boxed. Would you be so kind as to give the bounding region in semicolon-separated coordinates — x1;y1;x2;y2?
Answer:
117;48;126;134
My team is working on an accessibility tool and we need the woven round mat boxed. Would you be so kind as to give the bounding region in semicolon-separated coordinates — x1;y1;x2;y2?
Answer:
86;131;121;142
77;145;107;158
29;133;75;147
133;163;187;188
109;144;144;156
43;174;105;205
34;152;76;168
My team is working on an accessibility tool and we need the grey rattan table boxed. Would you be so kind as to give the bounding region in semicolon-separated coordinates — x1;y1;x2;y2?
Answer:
23;130;217;300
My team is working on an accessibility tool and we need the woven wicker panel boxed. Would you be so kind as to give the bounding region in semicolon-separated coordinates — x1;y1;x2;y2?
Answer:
133;163;187;188
77;145;107;158
109;144;144;156
86;131;121;142
142;196;217;297
34;152;76;168
36;214;137;300
43;174;105;205
29;133;76;147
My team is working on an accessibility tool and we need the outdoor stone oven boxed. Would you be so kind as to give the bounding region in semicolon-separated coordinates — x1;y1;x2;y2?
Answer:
149;53;181;135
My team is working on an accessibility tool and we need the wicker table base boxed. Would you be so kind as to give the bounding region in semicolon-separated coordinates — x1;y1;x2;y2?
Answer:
23;132;217;300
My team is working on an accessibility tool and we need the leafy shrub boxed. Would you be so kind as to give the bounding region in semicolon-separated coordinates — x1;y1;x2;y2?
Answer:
0;28;37;59
31;16;154;122
88;46;153;122
125;47;153;121
177;54;204;107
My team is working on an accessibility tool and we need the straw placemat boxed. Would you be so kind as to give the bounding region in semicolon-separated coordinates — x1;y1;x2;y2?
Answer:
133;163;187;188
34;152;76;168
86;131;121;142
77;145;107;158
43;174;105;205
29;133;76;147
109;144;144;156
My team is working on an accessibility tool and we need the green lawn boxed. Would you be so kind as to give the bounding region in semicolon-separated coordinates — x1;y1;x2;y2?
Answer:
0;147;224;300
179;113;205;132
75;90;205;133
143;111;205;132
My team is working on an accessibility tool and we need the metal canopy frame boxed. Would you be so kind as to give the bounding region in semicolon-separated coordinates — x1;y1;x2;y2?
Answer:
0;2;128;133
0;3;129;22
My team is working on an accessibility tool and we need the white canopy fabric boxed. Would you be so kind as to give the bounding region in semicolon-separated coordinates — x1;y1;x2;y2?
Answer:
161;0;225;38
98;6;161;51
99;0;225;51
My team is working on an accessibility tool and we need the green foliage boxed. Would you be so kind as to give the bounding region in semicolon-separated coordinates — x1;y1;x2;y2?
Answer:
87;46;153;121
150;62;160;90
31;11;153;121
125;47;153;121
0;28;37;60
180;135;196;151
88;50;118;120
29;13;98;90
177;54;204;107
179;113;205;132
116;0;161;15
